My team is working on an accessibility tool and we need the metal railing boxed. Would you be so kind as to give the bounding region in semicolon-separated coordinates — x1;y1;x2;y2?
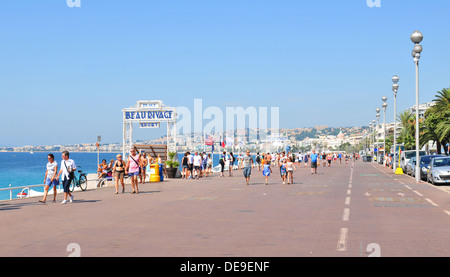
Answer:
0;183;58;201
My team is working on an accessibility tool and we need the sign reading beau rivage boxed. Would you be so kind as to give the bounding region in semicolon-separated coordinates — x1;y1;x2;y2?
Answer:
123;100;176;129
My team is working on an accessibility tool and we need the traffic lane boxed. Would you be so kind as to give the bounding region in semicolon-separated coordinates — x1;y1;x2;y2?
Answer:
348;162;450;256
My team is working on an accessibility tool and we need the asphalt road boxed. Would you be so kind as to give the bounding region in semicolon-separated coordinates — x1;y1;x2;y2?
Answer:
1;159;450;257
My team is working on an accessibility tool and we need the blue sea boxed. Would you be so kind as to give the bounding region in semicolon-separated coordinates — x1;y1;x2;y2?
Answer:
0;152;226;201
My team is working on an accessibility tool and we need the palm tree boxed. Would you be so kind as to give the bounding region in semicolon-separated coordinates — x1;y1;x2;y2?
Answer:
397;110;416;150
433;88;450;155
420;106;443;154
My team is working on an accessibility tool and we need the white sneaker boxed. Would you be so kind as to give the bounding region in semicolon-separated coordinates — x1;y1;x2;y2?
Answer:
69;195;74;203
61;199;67;204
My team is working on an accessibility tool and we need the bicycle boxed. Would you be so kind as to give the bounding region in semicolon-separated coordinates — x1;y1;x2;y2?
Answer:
69;166;88;192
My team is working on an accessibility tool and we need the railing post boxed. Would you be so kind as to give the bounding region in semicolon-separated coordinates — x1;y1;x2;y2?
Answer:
9;184;12;200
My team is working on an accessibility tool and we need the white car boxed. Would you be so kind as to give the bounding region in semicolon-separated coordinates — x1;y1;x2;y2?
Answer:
401;150;426;172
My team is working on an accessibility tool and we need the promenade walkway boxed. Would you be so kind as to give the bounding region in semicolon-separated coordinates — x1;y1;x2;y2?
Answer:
2;160;450;257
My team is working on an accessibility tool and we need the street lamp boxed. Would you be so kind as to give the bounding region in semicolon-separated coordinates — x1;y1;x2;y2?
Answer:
372;120;376;160
382;99;388;165
376;108;381;163
392;75;400;173
411;30;423;183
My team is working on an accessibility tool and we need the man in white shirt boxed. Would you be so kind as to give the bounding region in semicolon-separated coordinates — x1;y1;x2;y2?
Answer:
193;152;202;180
56;150;76;204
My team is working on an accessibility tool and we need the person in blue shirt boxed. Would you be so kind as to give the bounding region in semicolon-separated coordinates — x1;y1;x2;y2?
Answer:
310;150;319;174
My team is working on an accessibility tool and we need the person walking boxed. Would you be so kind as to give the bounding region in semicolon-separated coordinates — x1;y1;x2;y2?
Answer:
310;150;319;174
262;159;272;185
206;153;213;177
39;154;59;203
55;151;76;204
139;152;149;184
242;150;254;185
280;159;287;184
219;151;226;177
255;152;262;171
125;147;140;194
286;157;296;184
181;152;189;179
228;152;235;177
193;151;202;180
113;154;126;194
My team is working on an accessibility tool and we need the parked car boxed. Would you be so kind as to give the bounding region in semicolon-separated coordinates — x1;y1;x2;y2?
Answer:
427;156;450;185
418;155;445;180
405;157;416;176
401;150;427;172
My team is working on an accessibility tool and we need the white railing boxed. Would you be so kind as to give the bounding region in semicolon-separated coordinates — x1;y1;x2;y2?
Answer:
0;184;58;201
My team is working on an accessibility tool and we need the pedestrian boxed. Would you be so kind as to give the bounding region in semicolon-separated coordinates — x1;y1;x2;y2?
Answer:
193;151;202;180
139;152;148;184
255;152;261;171
327;153;332;167
56;150;76;204
181;152;189;179
262;159;272;185
39;153;59;203
304;153;308;168
206;153;213;177
286;157;296;184
188;151;194;179
113;154;126;194
125;147;140;194
310;150;319;174
322;153;327;167
242;150;254;185
280;159;287;184
219;151;226;177
228;152;235;177
201;152;208;177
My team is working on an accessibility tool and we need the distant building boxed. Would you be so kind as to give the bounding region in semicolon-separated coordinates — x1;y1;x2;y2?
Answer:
406;102;436;119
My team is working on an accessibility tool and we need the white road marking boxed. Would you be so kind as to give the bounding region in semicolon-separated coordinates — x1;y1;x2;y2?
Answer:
337;228;348;252
348;184;352;189
342;208;350;221
347;189;351;195
425;198;439;207
404;185;412;190
444;210;450;216
345;197;351;205
412;190;423;197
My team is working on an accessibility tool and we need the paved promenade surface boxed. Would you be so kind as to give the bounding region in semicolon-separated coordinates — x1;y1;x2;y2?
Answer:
2;160;450;257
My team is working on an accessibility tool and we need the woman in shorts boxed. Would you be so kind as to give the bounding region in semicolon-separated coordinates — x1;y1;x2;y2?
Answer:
126;147;141;194
286;157;296;184
39;154;59;203
113;154;126;194
206;154;213;177
181;152;189;179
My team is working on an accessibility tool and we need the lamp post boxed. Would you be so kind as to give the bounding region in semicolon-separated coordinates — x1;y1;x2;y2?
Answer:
369;123;373;155
392;75;399;172
411;30;423;183
382;97;388;164
372;119;376;160
376;108;381;163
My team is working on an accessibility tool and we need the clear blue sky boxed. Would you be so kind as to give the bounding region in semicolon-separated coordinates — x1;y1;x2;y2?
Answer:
1;0;449;147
